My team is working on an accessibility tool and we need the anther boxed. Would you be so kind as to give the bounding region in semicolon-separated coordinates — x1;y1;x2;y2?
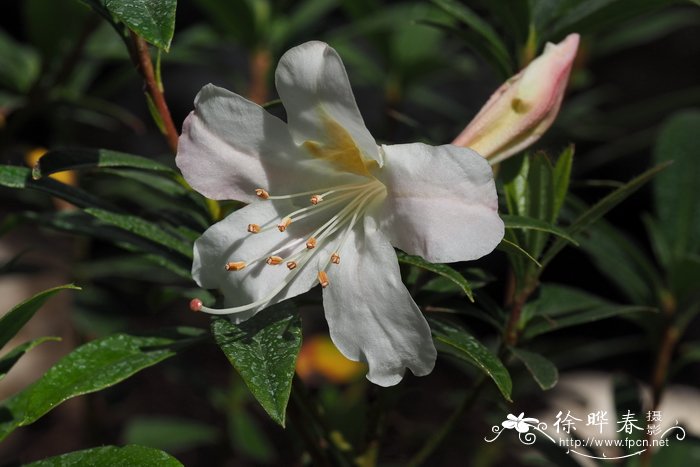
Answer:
286;261;297;270
255;188;270;199
189;298;203;312
247;223;261;233
266;256;283;265
306;237;317;249
277;217;292;232
310;194;323;205
331;253;340;264
318;271;329;288
225;261;246;271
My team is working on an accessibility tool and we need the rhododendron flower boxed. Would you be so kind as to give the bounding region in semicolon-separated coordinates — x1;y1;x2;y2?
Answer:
177;41;504;386
453;33;580;164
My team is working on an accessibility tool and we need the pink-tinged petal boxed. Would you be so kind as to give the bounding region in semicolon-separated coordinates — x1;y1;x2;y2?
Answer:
275;41;381;167
193;200;337;322
177;84;343;203
453;33;580;164
375;143;504;263
322;216;436;387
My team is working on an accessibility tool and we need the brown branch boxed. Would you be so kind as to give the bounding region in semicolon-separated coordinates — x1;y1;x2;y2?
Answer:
129;32;179;154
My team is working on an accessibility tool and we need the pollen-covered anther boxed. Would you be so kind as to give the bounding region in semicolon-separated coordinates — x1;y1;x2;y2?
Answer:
266;255;283;265
318;271;329;288
247;223;261;233
255;188;270;199
286;261;297;270
306;237;317;249
310;194;323;205
277;217;292;232
189;298;203;312
225;261;246;271
331;253;340;264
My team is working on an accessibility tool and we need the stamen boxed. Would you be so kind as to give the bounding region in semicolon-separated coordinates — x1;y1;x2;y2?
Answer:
266;256;283;265
331;253;340;264
310;194;323;205
286;261;297;270
247;223;261;233
255;188;270;199
225;261;246;271
306;237;317;249
190;298;203;312
277;217;292;232
318;271;329;288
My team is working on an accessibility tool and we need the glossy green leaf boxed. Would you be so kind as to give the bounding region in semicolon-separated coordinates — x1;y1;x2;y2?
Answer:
24;211;192;278
521;284;654;339
104;0;177;51
653;110;700;259
396;251;473;301
0;330;202;441
0;284;80;350
24;445;183;466
542;162;670;268
0;165;114;210
33;148;174;179
211;303;302;427
123;417;218;453
502;214;578;245
84;208;193;259
429;318;512;401
510;347;558;390
0;337;61;381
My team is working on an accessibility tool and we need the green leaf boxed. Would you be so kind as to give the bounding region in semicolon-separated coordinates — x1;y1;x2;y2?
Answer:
33;148;174;179
429;318;512;401
0;337;61;381
123;417;219;453
542;162;670;268
0;330;202;441
653;110;700;259
497;238;542;267
430;0;513;78
510;347;558;390
0;30;40;93
84;208;193;259
396;251;473;301
24;445;184;466
521;284;654;339
104;0;178;51
552;145;574;218
502;214;578;245
0;284;80;350
211;303;302;427
0;165;114;210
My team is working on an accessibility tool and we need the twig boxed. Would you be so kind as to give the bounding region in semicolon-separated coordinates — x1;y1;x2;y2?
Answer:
129;32;179;154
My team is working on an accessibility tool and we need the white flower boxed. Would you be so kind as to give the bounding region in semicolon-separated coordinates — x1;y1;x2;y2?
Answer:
502;413;539;433
176;41;504;386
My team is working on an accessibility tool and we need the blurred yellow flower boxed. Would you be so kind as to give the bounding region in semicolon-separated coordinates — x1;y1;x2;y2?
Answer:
25;148;77;186
296;334;366;384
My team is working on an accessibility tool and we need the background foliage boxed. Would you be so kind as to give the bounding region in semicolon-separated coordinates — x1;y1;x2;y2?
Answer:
1;0;699;465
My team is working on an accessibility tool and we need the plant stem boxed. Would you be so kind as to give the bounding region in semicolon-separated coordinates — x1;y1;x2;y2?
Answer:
247;47;271;104
406;376;487;467
129;32;179;154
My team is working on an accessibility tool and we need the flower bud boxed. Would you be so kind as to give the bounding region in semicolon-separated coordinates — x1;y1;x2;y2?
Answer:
453;33;580;164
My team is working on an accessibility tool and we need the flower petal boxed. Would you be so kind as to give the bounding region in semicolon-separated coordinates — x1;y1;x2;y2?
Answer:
275;41;381;167
177;84;339;203
193;200;336;322
321;216;436;386
375;143;504;263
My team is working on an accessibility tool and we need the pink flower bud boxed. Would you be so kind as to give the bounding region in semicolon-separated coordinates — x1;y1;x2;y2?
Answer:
453;33;580;164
